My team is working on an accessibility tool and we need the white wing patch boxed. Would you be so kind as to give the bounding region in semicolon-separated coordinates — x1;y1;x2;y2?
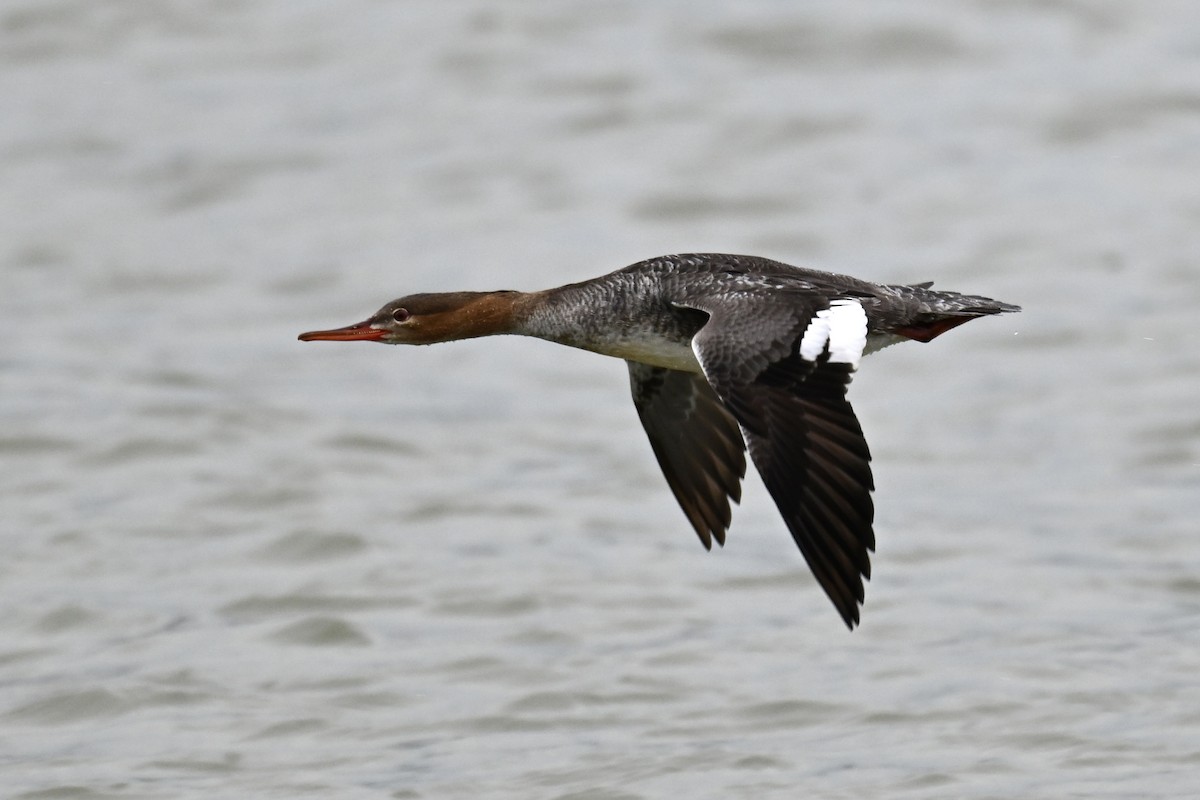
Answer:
798;299;868;368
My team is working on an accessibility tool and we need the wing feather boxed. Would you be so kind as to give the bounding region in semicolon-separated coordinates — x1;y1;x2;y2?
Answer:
683;294;876;628
628;363;747;549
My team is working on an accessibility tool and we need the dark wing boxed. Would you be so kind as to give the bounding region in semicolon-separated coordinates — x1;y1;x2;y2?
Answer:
628;362;747;550
684;292;875;629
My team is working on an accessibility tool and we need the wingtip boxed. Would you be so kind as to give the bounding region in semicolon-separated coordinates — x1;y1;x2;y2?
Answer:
842;606;862;631
690;524;727;551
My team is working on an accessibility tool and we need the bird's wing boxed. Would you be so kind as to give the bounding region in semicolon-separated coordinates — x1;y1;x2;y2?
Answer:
680;289;875;628
628;362;747;550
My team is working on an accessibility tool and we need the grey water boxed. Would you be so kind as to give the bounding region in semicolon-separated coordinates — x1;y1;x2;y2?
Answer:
2;1;1199;797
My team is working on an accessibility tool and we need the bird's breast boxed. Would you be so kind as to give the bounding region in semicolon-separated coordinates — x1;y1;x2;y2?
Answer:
578;331;704;372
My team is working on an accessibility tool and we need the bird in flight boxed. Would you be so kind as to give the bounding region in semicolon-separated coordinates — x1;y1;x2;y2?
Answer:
299;253;1020;628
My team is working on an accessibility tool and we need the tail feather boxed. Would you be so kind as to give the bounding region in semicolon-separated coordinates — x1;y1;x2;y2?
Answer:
893;290;1020;343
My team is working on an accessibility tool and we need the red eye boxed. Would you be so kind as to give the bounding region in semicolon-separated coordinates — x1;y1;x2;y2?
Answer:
391;308;410;323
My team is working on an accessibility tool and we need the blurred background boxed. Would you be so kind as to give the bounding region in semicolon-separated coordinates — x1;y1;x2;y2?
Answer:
2;1;1198;797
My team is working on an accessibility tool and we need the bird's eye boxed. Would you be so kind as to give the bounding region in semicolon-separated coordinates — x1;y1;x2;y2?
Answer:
391;308;410;323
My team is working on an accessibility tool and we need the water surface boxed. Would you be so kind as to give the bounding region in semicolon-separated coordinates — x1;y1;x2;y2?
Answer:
2;1;1199;797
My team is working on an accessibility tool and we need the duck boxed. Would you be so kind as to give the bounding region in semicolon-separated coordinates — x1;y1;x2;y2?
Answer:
299;253;1020;628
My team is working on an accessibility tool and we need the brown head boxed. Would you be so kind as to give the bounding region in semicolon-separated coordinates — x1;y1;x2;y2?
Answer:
298;291;526;345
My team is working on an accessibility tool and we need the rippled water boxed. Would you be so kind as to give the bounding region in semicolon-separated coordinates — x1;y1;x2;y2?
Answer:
3;1;1199;797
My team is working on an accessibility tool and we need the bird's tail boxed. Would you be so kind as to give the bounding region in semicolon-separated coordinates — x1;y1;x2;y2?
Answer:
892;285;1021;343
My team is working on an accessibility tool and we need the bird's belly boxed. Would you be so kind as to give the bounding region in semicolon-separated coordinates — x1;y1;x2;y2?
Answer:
589;331;903;369
583;334;703;372
864;332;907;356
594;330;906;370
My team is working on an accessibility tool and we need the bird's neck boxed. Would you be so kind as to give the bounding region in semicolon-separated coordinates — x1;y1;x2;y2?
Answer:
408;290;548;343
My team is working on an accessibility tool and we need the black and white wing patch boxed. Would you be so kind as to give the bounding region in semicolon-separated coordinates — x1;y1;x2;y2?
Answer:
628;362;747;550
689;296;876;629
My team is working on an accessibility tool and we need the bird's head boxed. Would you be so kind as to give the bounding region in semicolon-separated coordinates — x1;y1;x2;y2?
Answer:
298;291;523;345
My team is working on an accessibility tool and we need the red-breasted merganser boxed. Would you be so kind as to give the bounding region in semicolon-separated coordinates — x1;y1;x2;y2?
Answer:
299;253;1020;628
